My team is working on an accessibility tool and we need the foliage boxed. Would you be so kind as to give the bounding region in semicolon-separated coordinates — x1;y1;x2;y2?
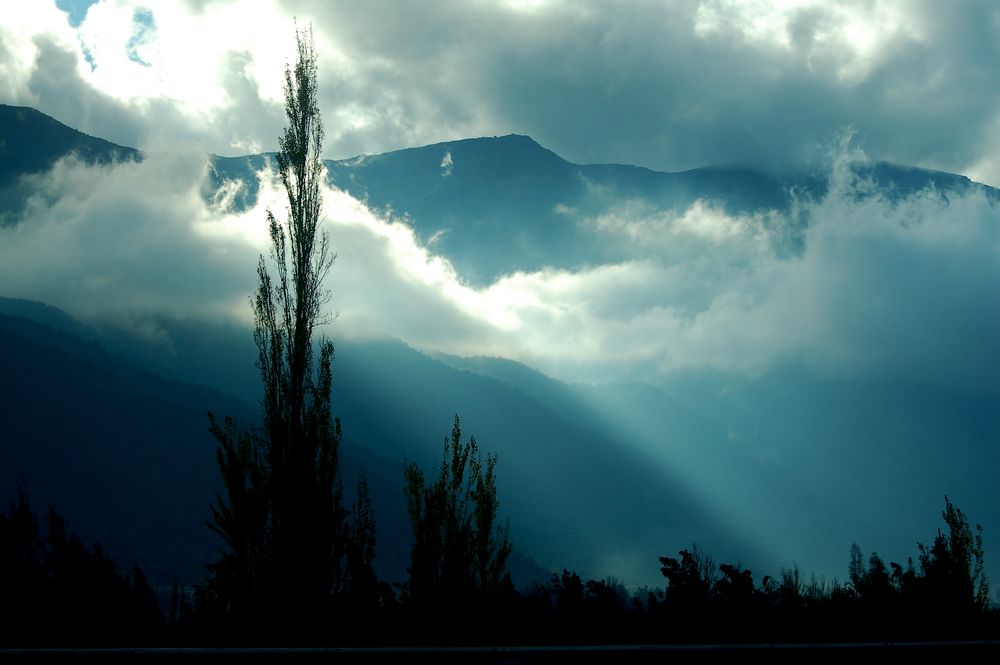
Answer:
344;472;385;614
201;25;376;633
645;497;994;644
0;489;162;646
659;544;717;608
402;415;512;625
543;570;634;641
917;496;991;615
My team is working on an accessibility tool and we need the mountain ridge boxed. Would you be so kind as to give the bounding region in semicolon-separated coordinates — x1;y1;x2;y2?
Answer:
0;104;140;184
4;104;992;191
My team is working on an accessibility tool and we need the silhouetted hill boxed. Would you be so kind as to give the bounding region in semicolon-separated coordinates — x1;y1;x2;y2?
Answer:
323;135;800;281
0;105;139;183
322;140;992;282
0;310;236;586
0;297;97;340
135;315;769;585
325;135;587;282
322;136;997;281
0;303;414;588
335;338;754;576
0;104;140;223
0;302;759;589
4;105;995;282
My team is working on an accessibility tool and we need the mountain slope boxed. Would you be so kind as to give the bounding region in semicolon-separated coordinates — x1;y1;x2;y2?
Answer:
322;137;998;282
0;310;237;585
0;302;762;588
4;105;994;283
323;135;803;282
0;104;140;224
0;105;140;184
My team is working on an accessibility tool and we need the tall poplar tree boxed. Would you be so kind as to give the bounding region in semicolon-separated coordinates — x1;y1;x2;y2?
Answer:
203;26;372;632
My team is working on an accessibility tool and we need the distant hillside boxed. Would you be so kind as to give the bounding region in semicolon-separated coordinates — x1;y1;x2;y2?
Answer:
0;105;140;224
321;137;992;282
0;105;140;183
323;135;802;282
0;300;763;589
0;307;237;586
3;105;992;282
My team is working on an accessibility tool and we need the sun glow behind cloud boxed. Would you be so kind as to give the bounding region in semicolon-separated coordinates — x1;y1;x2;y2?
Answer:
694;0;921;84
77;1;295;134
3;0;304;153
5;0;999;184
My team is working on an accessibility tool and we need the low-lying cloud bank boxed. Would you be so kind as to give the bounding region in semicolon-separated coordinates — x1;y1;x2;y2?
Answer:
1;146;997;399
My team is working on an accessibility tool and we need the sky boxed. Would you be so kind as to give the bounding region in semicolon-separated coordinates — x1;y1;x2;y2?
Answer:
4;0;1000;183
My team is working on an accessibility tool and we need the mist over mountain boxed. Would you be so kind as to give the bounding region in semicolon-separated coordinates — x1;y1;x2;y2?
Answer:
0;104;140;225
0;105;140;184
1;106;999;594
206;133;995;286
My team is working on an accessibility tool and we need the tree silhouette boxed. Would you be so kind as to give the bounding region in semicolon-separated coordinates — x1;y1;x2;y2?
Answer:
203;26;369;634
715;562;754;609
344;472;385;616
0;488;162;646
659;544;716;612
848;543;895;607
402;415;512;630
917;496;990;617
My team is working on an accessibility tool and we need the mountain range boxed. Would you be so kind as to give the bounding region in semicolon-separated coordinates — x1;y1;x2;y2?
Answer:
1;104;998;595
219;122;990;285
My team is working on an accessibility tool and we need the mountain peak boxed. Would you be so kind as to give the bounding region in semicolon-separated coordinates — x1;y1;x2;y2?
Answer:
337;132;564;170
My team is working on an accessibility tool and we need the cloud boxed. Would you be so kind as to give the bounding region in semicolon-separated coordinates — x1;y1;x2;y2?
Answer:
693;0;922;85
0;152;255;339
3;139;998;401
5;1;1000;187
2;0;295;153
440;149;453;177
476;155;1000;392
0;150;502;352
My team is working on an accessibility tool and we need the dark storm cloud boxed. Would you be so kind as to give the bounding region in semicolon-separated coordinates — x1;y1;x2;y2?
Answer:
294;0;1000;181
8;1;1000;182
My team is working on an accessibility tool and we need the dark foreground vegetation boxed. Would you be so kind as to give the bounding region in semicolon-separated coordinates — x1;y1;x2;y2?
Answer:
2;27;998;651
1;487;998;647
0;489;163;646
